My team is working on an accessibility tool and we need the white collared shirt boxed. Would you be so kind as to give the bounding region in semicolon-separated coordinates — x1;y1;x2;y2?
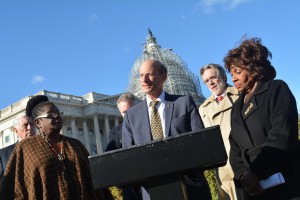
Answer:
146;91;166;138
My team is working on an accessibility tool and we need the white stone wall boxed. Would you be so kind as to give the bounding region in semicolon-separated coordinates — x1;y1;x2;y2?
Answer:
0;90;122;155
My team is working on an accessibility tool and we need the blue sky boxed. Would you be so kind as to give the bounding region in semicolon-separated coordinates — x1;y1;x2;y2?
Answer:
1;0;299;111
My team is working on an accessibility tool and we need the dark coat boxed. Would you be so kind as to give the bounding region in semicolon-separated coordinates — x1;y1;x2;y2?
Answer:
122;92;211;200
0;143;16;183
229;80;300;199
122;93;205;147
105;124;122;151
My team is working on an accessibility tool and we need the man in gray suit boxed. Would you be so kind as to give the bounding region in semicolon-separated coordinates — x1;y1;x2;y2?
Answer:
0;114;36;183
122;59;212;200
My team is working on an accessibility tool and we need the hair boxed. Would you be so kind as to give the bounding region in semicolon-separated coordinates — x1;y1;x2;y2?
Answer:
25;95;54;120
31;101;55;120
13;114;27;129
26;95;49;117
223;37;276;81
117;93;136;105
147;58;168;74
200;63;227;82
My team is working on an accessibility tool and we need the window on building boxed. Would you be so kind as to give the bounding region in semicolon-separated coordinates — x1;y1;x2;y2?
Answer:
4;136;10;144
90;144;97;155
88;129;94;136
67;127;72;134
78;128;83;135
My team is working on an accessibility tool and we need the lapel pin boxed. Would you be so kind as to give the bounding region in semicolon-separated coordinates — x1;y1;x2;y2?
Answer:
244;103;253;115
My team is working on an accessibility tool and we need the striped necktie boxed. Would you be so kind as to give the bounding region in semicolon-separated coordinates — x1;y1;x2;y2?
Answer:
150;100;163;140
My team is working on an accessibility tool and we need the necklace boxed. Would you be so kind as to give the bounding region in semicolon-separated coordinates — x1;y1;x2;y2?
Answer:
40;133;66;177
41;134;64;161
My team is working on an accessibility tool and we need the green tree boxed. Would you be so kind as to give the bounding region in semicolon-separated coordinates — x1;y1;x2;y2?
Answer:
204;169;218;200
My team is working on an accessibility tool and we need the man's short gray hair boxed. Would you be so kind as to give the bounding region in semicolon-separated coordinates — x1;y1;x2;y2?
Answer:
13;114;26;129
146;58;168;74
117;93;136;105
200;63;227;82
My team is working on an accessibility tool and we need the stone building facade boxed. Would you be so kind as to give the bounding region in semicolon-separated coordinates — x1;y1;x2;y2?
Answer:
0;90;123;155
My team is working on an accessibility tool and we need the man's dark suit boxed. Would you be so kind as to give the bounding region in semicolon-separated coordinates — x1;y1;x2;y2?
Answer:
105;124;141;200
0;143;16;183
122;92;211;200
122;93;205;146
105;124;122;151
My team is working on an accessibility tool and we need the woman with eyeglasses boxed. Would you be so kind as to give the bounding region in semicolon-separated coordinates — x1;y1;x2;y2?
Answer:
0;95;100;200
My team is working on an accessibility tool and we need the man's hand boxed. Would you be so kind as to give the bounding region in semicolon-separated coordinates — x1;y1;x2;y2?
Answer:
240;171;264;195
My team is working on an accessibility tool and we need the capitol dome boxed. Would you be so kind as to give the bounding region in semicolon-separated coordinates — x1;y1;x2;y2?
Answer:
126;29;205;106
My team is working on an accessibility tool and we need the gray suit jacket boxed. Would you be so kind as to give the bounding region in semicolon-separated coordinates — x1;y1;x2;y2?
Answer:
122;93;204;148
0;143;16;183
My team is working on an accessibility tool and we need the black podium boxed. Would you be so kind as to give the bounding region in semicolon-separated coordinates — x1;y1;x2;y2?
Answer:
89;125;227;200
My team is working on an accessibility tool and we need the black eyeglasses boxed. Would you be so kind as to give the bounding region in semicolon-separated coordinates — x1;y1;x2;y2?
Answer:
35;112;63;120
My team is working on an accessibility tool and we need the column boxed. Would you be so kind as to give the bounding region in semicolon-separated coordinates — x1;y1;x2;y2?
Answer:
71;117;78;140
93;114;103;154
12;126;17;143
83;119;91;154
61;124;67;135
0;130;3;148
104;114;110;143
114;116;119;127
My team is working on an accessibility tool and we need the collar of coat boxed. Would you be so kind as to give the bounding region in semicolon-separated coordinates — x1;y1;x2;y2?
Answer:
201;84;239;108
237;80;271;105
235;80;271;119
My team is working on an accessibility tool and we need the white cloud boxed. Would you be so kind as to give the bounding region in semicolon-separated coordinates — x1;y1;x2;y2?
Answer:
89;14;99;21
31;75;45;84
194;0;253;14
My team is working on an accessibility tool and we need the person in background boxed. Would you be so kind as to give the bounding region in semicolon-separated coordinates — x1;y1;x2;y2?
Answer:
0;95;99;200
122;58;212;200
199;63;243;200
105;93;139;200
0;114;36;183
106;93;136;151
223;37;300;199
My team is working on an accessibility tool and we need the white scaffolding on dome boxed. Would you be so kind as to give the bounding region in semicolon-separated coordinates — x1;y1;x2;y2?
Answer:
126;29;205;106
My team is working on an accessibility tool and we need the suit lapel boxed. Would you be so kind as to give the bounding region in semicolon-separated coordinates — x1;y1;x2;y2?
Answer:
232;95;254;147
212;95;234;119
141;100;152;141
233;93;246;127
241;99;258;120
241;82;268;120
164;93;174;137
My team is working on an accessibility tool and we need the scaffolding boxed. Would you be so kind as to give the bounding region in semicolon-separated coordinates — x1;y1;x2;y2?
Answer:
127;29;205;106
